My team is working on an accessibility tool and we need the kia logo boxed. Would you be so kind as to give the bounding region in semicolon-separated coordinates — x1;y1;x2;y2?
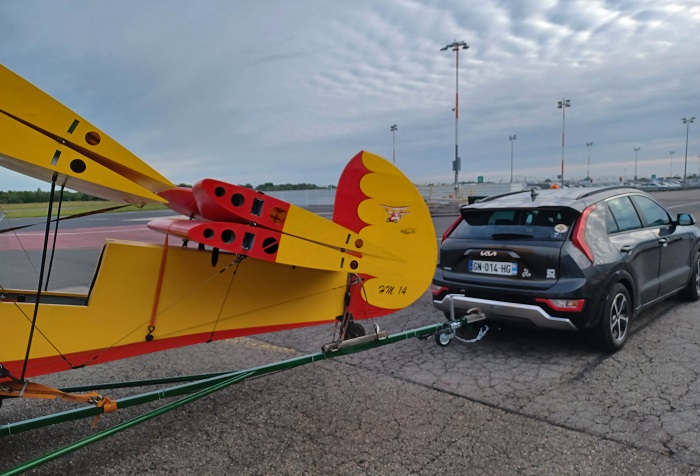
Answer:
480;251;497;257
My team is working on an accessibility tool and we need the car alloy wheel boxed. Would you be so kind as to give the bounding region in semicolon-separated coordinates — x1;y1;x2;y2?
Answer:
597;283;630;352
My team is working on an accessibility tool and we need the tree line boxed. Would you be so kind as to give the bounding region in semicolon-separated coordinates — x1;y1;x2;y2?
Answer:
251;183;334;192
177;183;333;192
0;189;105;204
0;183;334;204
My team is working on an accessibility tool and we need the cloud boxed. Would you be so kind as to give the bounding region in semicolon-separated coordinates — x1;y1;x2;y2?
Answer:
1;0;699;192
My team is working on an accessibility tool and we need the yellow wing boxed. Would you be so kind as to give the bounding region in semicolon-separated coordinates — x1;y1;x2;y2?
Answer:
0;64;173;203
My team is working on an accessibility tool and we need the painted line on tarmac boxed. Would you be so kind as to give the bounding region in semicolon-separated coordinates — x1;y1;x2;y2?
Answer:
225;336;303;356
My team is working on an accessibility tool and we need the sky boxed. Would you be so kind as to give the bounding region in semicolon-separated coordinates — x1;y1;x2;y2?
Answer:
1;0;699;192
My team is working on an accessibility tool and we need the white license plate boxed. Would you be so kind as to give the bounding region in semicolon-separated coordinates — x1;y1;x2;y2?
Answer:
469;259;518;276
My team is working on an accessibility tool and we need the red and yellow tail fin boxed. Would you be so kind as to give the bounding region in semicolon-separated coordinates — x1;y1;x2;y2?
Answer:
333;151;437;319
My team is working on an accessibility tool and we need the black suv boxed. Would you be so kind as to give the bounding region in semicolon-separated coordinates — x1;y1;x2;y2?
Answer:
432;187;700;351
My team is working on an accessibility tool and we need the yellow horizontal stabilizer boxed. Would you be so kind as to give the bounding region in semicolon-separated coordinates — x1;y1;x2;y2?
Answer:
281;203;402;261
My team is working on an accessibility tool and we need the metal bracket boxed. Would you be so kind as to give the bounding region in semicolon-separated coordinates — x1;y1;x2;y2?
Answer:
322;324;389;353
434;300;489;347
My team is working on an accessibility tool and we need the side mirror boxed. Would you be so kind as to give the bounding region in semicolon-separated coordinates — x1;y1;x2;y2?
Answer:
676;213;696;226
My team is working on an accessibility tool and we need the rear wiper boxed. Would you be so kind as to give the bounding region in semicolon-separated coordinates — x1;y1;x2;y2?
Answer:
491;233;533;240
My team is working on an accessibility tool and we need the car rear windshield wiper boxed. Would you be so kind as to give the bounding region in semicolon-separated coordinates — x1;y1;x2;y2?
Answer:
491;233;534;240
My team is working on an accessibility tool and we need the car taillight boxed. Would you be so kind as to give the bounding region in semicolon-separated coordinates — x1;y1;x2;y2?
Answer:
571;204;596;263
431;284;449;296
441;216;463;242
536;298;585;312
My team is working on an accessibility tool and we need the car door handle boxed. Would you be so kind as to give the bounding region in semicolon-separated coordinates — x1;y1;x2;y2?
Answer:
658;238;668;247
620;245;633;253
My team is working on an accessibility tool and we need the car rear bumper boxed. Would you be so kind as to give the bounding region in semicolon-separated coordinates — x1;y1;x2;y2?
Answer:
433;294;579;331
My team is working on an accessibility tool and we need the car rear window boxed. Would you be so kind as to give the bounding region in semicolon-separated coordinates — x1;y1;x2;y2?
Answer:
451;208;578;241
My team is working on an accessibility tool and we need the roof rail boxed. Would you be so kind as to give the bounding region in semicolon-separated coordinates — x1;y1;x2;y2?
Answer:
575;185;630;200
472;189;531;203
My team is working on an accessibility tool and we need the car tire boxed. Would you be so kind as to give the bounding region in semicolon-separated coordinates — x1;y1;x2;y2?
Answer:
679;253;700;302
596;283;631;352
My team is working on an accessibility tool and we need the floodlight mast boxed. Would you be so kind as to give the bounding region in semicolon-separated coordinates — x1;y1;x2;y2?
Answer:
669;150;675;178
441;40;469;194
682;117;695;185
509;135;517;183
557;98;571;187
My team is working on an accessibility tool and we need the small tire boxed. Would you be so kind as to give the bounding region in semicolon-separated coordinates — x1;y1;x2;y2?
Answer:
434;329;452;347
679;253;700;302
346;322;366;339
596;283;631;352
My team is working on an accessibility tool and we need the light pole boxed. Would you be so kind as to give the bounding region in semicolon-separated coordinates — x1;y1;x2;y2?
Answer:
390;124;397;164
682;117;695;185
509;135;517;183
633;147;640;181
441;40;469;193
557;98;571;186
669;150;675;178
586;141;593;183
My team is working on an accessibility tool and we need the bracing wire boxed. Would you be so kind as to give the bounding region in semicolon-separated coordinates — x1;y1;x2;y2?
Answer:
44;183;65;291
20;173;58;381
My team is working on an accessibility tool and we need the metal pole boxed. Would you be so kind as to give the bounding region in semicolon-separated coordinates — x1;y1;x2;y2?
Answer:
586;142;593;183
390;124;397;164
633;147;640;181
454;48;459;191
557;99;570;187
509;135;517;183
441;40;469;194
562;105;565;185
682;117;695;186
669;150;675;178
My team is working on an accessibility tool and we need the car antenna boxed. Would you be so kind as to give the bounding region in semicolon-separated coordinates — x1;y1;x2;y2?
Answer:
530;188;539;201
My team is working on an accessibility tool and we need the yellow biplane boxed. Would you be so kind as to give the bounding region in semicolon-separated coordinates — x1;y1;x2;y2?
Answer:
0;64;437;389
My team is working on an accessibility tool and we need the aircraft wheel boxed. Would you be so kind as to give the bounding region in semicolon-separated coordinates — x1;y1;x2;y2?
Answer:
346;322;366;339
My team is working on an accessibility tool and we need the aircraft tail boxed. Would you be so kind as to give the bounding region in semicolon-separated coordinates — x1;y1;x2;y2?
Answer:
332;151;437;319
